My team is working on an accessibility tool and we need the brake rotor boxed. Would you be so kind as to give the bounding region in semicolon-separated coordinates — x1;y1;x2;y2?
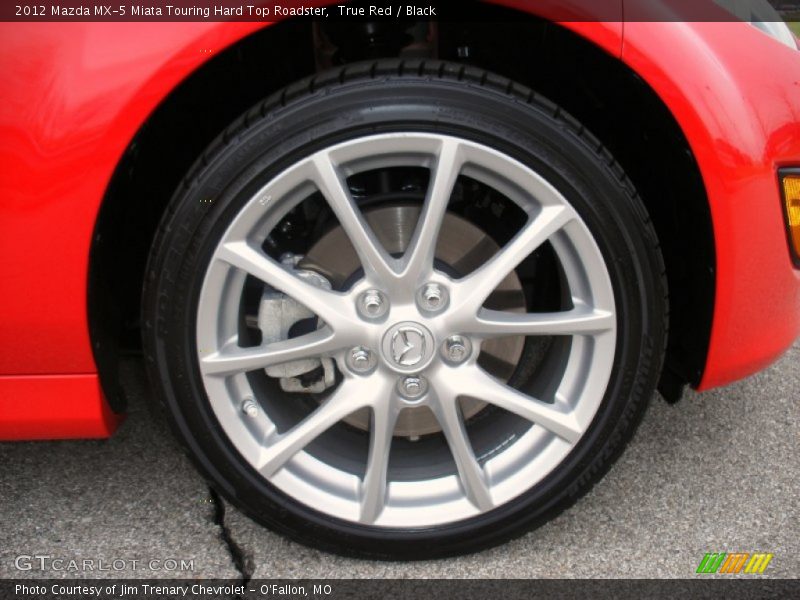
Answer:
300;205;526;437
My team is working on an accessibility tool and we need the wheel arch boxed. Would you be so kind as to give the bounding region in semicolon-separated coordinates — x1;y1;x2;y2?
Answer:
89;9;715;412
88;18;316;411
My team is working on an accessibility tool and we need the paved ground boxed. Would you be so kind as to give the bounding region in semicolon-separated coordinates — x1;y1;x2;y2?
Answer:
1;343;797;580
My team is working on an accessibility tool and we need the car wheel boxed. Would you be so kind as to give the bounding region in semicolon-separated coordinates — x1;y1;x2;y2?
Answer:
142;60;667;559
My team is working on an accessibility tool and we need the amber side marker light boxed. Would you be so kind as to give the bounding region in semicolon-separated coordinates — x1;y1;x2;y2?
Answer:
781;171;800;267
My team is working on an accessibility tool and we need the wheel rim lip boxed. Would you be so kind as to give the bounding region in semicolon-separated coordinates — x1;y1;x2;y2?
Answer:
195;132;617;528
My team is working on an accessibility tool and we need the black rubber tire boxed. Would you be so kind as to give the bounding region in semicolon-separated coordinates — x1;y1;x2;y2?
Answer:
142;59;668;559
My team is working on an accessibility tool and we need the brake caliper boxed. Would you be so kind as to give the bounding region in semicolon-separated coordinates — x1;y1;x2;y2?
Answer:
258;253;337;393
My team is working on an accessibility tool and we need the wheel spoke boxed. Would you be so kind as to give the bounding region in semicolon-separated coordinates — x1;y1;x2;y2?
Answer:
401;138;463;282
459;367;583;443
310;152;398;284
359;398;401;523
216;241;350;329
257;380;369;478
200;328;341;377
430;389;494;512
467;304;615;339
458;205;572;310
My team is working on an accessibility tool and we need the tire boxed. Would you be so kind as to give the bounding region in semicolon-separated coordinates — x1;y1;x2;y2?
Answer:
142;59;667;559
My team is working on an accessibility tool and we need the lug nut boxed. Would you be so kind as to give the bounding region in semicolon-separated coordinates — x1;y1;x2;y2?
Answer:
418;282;448;312
242;399;259;417
399;376;428;399
443;335;472;364
347;346;376;374
423;284;442;307
352;349;370;369
358;289;388;319
364;292;382;314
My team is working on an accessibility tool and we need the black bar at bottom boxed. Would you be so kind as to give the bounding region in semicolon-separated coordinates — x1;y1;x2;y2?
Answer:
2;578;798;600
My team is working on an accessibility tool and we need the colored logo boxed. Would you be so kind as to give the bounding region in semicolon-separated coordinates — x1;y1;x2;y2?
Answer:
696;552;774;574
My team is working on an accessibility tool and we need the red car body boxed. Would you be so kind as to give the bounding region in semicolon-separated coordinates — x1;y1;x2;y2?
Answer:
1;2;799;440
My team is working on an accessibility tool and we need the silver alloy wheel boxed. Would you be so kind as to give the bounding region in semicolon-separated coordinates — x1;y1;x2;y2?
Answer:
195;133;617;527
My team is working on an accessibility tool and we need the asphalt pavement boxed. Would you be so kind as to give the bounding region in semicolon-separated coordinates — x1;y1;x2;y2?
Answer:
1;342;797;580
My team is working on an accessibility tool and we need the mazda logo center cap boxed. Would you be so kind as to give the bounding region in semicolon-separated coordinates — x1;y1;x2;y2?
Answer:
381;322;435;373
